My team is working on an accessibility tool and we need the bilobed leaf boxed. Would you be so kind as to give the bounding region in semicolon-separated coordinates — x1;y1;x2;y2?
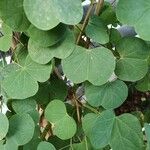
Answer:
116;0;150;41
45;100;77;140
0;0;30;31
86;15;109;44
0;113;9;140
115;37;150;81
62;46;115;86
7;114;35;146
2;53;52;99
27;24;67;47
110;114;144;150
28;30;75;64
0;23;12;52
85;79;128;109
23;0;83;30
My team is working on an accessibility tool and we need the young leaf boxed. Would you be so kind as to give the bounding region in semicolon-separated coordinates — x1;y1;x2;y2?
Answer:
62;46;115;86
0;113;9;140
85;80;128;109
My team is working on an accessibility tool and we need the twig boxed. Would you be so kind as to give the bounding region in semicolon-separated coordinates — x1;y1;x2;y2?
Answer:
76;1;95;45
95;0;104;15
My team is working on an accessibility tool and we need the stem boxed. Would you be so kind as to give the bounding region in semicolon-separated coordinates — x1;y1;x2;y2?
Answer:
83;103;100;114
76;1;95;45
95;0;104;15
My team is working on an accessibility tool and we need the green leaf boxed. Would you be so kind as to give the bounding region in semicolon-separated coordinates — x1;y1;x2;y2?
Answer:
62;46;115;86
0;23;12;52
0;113;9;140
109;28;121;45
45;100;77;140
23;0;83;30
90;110;115;149
49;75;67;101
110;114;144;150
115;37;149;81
145;123;150;150
86;15;109;44
37;141;56;150
12;98;36;114
28;30;75;64
116;0;150;41
0;0;30;31
2;54;52;99
136;73;150;92
7;114;35;146
27;24;67;47
85;80;128;109
82;113;99;137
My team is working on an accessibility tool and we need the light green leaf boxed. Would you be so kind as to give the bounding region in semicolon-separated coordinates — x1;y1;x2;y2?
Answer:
145;123;150;150
45;100;77;140
27;24;67;47
12;98;36;114
0;23;12;52
110;114;144;150
0;0;30;31
136;73;150;92
23;0;59;30
85;80;128;109
115;37;149;81
116;0;150;41
28;30;75;64
86;15;109;44
23;0;83;30
37;141;56;150
0;113;9;140
7;114;35;146
45;100;67;122
50;0;83;25
62;46;115;86
2;54;52;99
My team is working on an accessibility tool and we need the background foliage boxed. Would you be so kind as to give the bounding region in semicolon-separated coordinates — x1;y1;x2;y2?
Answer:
0;0;150;149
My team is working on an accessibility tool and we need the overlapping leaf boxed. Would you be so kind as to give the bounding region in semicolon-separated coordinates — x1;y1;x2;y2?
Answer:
45;100;77;140
23;0;83;30
0;113;9;140
62;46;115;86
37;141;56;150
115;37;150;81
0;0;30;31
116;0;150;41
85;79;128;109
86;15;109;44
0;23;12;52
27;24;67;47
1;49;52;99
82;110;144;149
28;30;75;64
